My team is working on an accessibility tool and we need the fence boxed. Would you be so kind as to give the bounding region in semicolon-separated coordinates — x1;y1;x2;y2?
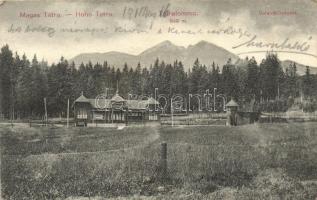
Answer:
260;111;317;123
160;112;227;126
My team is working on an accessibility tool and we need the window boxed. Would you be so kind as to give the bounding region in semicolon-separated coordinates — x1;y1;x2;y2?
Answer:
93;113;104;120
149;113;157;120
77;108;87;119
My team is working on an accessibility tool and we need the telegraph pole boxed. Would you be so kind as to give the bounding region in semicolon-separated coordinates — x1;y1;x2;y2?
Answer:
105;88;109;123
171;98;174;127
155;88;158;111
214;88;217;111
44;98;48;126
67;98;69;128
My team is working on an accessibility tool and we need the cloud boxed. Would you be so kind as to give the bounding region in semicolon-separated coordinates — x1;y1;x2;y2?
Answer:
0;0;316;67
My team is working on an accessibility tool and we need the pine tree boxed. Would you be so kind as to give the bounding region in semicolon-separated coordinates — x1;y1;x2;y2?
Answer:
163;63;173;96
141;67;149;95
0;45;15;119
222;58;237;100
303;66;312;98
119;63;130;95
189;58;201;94
245;57;259;101
132;63;142;95
285;62;298;98
210;62;217;90
147;58;161;96
16;54;31;117
92;62;105;96
30;54;48;116
259;53;282;100
47;57;72;116
174;61;187;95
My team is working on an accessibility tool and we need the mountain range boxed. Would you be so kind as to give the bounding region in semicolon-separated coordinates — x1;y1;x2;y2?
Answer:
70;40;317;75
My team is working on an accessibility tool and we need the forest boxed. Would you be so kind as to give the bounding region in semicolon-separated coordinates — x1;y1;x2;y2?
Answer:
1;44;317;119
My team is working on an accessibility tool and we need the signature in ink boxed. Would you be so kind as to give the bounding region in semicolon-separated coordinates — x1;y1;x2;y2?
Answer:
233;35;317;59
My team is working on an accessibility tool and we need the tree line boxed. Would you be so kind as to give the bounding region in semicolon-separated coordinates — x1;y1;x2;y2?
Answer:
1;44;317;119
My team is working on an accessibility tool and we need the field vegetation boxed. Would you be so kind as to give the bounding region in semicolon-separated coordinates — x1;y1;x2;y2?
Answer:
1;123;317;199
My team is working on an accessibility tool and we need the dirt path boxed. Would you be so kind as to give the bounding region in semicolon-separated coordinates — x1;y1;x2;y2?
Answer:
25;125;161;158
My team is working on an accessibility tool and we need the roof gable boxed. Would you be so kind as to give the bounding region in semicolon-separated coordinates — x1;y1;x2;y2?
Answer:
75;94;90;103
226;99;239;107
85;98;159;110
111;94;126;102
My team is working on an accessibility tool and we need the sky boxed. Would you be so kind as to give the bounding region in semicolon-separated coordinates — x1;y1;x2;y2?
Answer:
0;0;317;67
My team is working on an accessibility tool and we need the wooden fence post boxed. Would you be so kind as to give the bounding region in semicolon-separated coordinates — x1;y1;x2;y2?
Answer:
161;142;167;182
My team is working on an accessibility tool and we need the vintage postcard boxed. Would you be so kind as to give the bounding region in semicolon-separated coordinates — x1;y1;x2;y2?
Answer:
0;0;317;199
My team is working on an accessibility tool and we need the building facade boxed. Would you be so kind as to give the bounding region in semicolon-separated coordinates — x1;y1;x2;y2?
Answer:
74;91;160;126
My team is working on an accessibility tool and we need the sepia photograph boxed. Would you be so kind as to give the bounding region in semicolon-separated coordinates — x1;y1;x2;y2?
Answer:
0;0;317;199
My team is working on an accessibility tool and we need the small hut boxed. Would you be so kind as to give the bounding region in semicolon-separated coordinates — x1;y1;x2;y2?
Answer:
110;89;127;122
226;99;239;126
74;92;90;126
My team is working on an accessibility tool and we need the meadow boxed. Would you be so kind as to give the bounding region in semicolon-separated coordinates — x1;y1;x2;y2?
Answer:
1;122;317;199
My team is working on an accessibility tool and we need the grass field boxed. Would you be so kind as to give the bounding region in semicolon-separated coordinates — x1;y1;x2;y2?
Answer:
1;123;317;199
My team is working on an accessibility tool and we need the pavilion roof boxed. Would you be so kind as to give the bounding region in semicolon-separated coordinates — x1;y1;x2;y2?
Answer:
226;99;239;107
86;98;159;110
74;94;90;103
